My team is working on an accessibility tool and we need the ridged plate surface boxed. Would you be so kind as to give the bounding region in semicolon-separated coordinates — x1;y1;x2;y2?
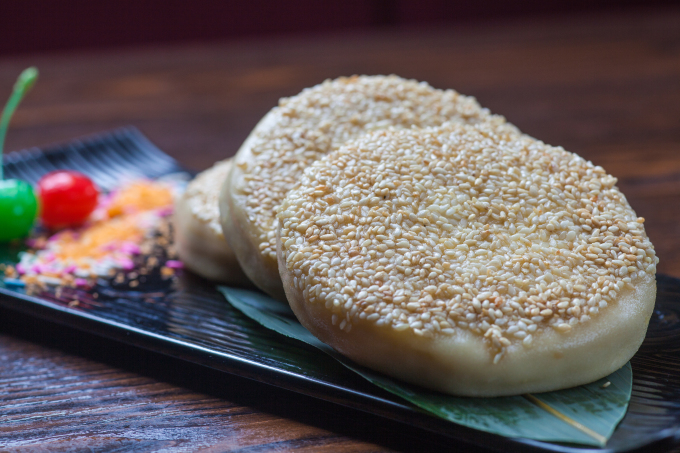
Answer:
1;128;679;452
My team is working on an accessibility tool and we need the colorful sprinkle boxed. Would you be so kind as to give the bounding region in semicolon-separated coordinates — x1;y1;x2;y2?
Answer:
165;260;184;269
18;179;181;290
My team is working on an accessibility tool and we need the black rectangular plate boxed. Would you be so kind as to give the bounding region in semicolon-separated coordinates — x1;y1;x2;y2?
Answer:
1;128;679;452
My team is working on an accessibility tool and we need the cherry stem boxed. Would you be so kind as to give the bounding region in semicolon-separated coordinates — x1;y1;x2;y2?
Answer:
0;67;38;181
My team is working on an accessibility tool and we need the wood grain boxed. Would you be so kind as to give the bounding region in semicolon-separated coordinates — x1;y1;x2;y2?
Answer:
0;311;472;452
1;6;680;451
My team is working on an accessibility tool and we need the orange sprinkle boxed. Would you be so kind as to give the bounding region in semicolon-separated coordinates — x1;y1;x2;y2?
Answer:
160;266;174;278
106;181;174;217
52;215;143;263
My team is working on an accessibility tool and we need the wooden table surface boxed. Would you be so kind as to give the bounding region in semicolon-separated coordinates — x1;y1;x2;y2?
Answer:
2;7;680;452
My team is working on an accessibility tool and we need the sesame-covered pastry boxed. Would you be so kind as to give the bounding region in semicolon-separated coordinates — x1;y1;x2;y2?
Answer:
220;75;516;301
276;123;657;396
174;159;249;284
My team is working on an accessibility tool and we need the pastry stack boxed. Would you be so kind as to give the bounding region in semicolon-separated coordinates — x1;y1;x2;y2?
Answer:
174;75;658;396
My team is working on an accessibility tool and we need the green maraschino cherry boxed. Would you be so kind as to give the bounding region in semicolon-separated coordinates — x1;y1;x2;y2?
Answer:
0;67;39;242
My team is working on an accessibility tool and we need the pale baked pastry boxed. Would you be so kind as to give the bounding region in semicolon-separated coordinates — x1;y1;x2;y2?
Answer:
220;75;516;301
174;159;249;284
276;123;657;396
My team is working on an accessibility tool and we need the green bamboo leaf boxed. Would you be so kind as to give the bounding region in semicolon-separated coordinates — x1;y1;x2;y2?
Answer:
218;286;631;447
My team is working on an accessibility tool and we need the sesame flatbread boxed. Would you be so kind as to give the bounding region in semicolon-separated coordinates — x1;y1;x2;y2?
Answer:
174;159;250;284
277;123;657;396
220;75;516;300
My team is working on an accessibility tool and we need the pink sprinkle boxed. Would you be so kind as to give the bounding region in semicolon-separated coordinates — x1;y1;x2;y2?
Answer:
16;264;26;275
44;252;56;262
119;258;135;270
120;242;141;254
64;264;77;274
157;207;173;217
165;260;184;269
74;278;89;287
31;264;43;274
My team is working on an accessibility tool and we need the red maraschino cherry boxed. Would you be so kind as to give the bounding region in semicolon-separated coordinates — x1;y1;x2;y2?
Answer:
38;170;99;229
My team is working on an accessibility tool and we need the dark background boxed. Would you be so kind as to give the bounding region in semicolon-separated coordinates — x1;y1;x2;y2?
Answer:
0;0;676;56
